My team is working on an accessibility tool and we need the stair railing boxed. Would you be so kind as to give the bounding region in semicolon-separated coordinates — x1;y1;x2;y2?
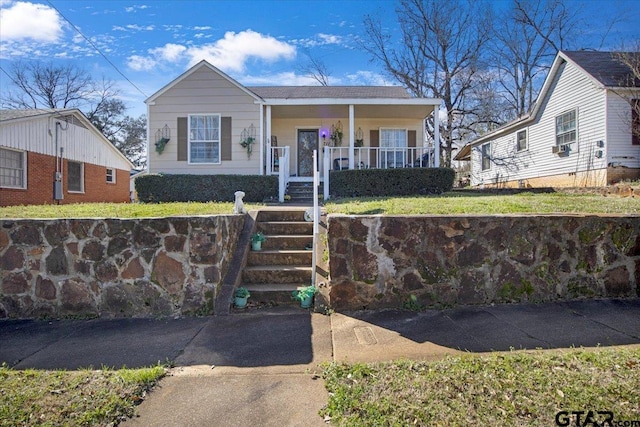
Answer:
312;149;319;287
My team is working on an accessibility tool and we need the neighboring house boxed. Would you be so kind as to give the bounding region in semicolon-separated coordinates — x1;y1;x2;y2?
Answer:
145;60;442;200
0;109;134;206
456;50;640;188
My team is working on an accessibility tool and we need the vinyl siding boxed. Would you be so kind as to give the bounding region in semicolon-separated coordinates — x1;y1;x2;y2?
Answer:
148;66;261;175
0;116;131;170
605;90;640;167
471;60;609;187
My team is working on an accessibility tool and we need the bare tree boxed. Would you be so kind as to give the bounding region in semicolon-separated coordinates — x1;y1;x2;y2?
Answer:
2;60;145;167
297;52;331;86
490;0;579;119
362;0;492;167
614;43;640;145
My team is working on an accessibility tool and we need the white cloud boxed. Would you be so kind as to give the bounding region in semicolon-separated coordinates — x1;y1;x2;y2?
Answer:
127;54;157;71
293;33;345;48
345;71;394;86
193;26;211;31
317;33;343;45
151;43;186;62
114;24;155;32
125;5;148;13
126;31;296;74
0;1;64;42
184;30;296;72
242;71;319;86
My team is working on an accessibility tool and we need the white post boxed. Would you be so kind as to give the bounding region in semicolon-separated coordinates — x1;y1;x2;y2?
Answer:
266;105;272;174
348;104;355;170
259;104;264;175
312;150;319;286
323;147;330;200
433;103;441;168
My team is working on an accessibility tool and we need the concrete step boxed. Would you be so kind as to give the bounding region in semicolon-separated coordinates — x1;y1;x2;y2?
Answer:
247;249;313;266
256;210;308;222
242;265;313;284
257;221;313;235
243;283;303;305
262;235;313;250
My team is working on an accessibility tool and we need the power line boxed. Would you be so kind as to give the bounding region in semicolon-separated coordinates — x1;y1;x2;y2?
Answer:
45;0;148;99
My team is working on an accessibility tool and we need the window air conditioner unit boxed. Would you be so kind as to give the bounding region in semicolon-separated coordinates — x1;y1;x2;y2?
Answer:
552;144;569;154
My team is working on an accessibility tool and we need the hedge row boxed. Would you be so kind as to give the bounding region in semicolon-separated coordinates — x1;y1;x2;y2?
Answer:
135;174;278;203
329;168;455;197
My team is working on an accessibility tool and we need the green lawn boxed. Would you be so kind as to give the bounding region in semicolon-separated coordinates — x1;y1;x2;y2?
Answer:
0;201;264;219
1;192;639;218
324;191;640;215
321;347;640;426
0;364;165;427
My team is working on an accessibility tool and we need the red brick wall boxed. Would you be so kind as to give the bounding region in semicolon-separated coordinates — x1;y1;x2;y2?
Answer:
0;151;130;206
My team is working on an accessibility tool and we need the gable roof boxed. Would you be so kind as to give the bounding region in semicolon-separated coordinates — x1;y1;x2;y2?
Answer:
0;108;134;169
563;50;640;88
248;86;410;99
145;60;263;104
459;49;640;152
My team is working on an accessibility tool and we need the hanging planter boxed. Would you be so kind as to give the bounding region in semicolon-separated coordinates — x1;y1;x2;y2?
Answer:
240;124;256;159
155;124;171;154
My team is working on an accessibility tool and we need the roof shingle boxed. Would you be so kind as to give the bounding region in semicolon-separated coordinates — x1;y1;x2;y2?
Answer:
247;86;411;99
563;50;640;87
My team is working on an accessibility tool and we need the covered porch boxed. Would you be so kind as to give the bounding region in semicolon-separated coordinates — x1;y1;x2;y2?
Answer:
255;95;442;201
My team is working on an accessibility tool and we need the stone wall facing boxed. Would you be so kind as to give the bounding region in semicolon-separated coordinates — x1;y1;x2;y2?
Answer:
0;215;244;318
328;215;640;310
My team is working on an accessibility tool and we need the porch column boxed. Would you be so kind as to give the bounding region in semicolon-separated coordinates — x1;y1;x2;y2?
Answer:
433;104;440;168
259;103;264;175
266;105;272;174
349;104;355;169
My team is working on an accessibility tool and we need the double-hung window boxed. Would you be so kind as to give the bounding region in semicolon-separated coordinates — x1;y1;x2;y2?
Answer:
189;114;220;164
555;109;576;146
516;130;527;151
106;168;115;183
481;143;491;171
380;128;407;168
632;99;639;146
0;147;26;189
67;161;84;192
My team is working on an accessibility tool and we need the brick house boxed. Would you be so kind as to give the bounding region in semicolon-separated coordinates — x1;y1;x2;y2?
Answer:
0;109;134;206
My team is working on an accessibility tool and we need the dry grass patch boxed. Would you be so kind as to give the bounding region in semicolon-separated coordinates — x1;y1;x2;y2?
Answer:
321;347;640;426
0;364;165;426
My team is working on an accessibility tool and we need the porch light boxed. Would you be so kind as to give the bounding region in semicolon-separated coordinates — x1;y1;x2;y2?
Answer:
355;127;364;147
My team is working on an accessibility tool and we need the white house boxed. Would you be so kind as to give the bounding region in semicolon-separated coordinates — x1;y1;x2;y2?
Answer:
145;60;443;200
456;50;640;188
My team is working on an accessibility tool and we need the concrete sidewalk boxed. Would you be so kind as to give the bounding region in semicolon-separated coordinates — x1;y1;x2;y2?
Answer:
1;299;639;426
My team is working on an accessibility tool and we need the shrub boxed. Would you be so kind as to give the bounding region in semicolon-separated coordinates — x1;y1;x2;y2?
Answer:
329;168;455;197
135;174;278;203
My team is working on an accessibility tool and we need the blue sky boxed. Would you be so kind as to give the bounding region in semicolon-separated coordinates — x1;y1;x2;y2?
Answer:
1;0;638;118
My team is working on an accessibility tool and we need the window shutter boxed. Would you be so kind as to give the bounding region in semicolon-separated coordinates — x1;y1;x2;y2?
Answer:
221;117;232;161
177;117;187;161
408;130;416;148
633;99;639;146
369;130;379;168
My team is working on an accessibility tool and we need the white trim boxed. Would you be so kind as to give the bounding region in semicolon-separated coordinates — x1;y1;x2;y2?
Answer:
261;97;441;106
187;113;222;165
555;108;578;146
516;129;528;152
348;104;355;169
106;167;116;184
0;146;27;189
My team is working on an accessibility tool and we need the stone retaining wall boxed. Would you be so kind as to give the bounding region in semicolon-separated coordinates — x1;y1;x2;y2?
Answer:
0;216;244;318
328;215;640;310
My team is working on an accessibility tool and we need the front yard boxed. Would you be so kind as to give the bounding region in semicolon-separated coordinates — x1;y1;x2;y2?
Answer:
2;191;640;218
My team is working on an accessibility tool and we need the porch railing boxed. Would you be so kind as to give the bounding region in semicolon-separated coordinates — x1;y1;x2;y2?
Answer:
323;146;435;200
278;147;290;202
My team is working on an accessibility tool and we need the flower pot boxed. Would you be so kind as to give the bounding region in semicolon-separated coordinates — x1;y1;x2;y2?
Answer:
300;294;313;309
251;241;262;251
234;296;248;308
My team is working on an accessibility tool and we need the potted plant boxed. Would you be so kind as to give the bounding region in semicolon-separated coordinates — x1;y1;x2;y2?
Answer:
251;232;266;251
234;287;250;308
292;285;317;308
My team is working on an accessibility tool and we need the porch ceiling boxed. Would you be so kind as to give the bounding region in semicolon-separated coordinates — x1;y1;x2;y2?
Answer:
269;104;435;119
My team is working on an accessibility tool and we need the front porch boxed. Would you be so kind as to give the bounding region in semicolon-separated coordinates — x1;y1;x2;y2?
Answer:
254;94;442;201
